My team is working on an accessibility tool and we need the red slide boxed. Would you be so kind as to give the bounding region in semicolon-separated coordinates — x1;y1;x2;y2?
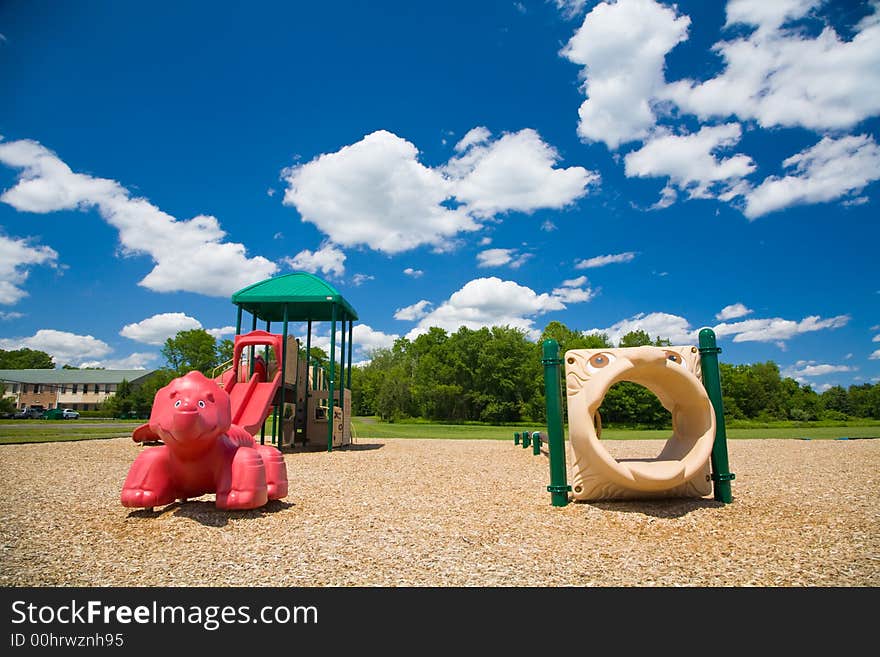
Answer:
222;331;284;436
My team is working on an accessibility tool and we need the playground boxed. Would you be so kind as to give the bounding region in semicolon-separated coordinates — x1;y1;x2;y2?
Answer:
1;434;877;586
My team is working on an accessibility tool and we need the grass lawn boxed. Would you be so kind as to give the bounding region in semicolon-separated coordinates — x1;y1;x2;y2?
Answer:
2;417;877;445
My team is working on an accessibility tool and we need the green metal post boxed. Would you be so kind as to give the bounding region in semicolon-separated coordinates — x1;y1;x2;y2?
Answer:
522;431;530;448
542;340;570;507
304;320;311;445
235;306;242;336
327;304;337;452
346;321;353;389
279;305;289;448
249;313;257;378
532;431;541;456
698;328;735;504
339;312;346;446
514;431;520;445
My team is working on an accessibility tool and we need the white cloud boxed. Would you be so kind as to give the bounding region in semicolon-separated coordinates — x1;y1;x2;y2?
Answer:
283;130;477;254
870;349;880;360
561;0;690;149
403;267;423;278
0;139;277;297
574;251;636;269
352;324;399;353
873;334;880;342
716;303;753;321
541;220;557;232
454;127;492;152
206;326;236;340
79;352;157;370
478;237;492;245
351;273;374;286
0;329;111;366
476;248;531;269
784;362;855;379
120;313;203;346
394;300;433;321
283;243;346;278
282;128;596;255
445;128;598;218
0;233;59;304
552;276;596;304
554;0;588;20
0;311;24;321
713;314;850;343
588;312;696;346
624;124;756;199
663;1;880;131
744;135;880;218
404;277;591;340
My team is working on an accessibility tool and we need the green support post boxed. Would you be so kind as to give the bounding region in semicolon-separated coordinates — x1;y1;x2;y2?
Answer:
522;431;530;448
532;431;541;456
514;431;520;445
327;304;337;452
542;340;570;507
698;328;735;504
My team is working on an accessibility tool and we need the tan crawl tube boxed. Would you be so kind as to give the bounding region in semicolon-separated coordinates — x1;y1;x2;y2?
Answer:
564;345;715;502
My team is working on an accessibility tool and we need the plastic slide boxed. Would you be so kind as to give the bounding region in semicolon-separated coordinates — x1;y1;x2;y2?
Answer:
223;330;284;437
564;345;715;501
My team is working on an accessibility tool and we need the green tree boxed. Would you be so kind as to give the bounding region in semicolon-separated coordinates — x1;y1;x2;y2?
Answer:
161;329;219;376
0;348;54;369
0;382;15;414
217;339;234;366
618;330;654;348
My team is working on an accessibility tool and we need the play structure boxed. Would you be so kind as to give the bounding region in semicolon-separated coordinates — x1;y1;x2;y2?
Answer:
121;371;289;510
220;272;358;451
525;328;734;506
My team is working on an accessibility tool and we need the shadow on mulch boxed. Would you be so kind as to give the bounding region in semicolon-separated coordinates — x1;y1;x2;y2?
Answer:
282;442;385;452
125;498;294;526
586;497;727;519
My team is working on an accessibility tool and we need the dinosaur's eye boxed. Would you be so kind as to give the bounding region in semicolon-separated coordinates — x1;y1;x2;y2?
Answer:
174;400;182;408
665;351;684;365
587;352;615;372
198;400;206;408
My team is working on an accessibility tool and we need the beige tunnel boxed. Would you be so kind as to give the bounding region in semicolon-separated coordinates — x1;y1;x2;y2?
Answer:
563;346;716;501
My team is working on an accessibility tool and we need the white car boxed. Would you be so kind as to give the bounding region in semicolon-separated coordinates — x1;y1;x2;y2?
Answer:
61;408;80;419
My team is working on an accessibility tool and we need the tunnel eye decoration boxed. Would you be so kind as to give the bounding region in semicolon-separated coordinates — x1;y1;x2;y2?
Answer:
198;400;206;408
174;400;182;408
665;350;684;365
587;352;615;373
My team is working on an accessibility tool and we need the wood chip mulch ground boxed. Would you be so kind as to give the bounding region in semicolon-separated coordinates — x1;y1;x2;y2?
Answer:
1;437;877;587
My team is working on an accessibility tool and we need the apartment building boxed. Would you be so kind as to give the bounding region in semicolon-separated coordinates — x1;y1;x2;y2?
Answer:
0;369;157;412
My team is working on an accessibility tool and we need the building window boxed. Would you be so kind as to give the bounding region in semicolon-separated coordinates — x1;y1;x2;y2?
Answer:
60;384;67;394
34;384;42;393
72;384;78;394
11;383;19;393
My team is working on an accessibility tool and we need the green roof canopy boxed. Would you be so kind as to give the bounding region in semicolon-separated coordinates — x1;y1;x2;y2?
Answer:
231;272;358;322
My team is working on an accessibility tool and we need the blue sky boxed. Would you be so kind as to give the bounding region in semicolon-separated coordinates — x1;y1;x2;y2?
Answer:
0;0;878;392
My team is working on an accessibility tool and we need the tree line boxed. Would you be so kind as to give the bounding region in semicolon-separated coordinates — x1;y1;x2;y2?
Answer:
3;322;879;424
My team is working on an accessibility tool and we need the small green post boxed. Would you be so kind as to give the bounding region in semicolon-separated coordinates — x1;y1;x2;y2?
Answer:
542;340;570;507
514;431;520;445
522;431;530;448
532;431;541;456
698;328;735;504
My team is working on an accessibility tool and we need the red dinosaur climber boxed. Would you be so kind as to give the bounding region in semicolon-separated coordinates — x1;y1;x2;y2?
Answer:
120;371;288;510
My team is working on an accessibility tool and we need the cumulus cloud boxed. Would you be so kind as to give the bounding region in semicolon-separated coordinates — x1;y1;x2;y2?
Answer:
307;323;399;362
574;251;636;269
783;361;855;381
663;1;880;131
870;349;880;360
351;273;374;286
283;243;346;277
476;248;531;269
282;128;596;255
554;0;589;20
0;311;24;321
394;300;433;321
712;314;850;343
587;310;850;347
0;139;277;297
561;0;690;149
716;303;753;321
120;312;232;346
403;267;423;278
744;134;880;218
404;276;593;340
552;276;596;303
624;124;756;200
120;313;203;346
0;233;59;305
0;329;111;367
445;128;598;218
79;352;157;370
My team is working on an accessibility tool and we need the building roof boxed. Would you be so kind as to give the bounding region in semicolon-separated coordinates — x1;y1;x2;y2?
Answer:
232;272;358;322
0;369;157;385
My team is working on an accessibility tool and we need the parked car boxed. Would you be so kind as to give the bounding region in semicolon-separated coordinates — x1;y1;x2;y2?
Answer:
14;407;45;419
62;408;80;419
